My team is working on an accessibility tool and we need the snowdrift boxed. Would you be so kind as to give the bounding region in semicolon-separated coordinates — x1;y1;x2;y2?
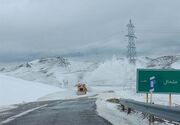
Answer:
0;74;60;106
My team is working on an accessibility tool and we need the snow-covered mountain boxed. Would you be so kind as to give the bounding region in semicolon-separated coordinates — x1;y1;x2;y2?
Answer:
0;57;99;87
0;55;180;87
145;55;180;69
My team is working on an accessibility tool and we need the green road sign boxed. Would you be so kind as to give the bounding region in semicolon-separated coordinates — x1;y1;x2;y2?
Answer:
137;69;180;93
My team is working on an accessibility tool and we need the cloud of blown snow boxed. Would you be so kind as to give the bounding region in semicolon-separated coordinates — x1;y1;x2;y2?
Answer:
84;56;145;87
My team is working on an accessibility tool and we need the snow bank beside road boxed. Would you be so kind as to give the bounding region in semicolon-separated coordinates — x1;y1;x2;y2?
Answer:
0;74;60;106
96;97;148;125
95;92;178;125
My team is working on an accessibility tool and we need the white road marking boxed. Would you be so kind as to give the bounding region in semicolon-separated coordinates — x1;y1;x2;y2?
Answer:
0;104;48;125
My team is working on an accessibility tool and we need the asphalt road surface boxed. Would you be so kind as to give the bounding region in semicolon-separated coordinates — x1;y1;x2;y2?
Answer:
0;98;112;125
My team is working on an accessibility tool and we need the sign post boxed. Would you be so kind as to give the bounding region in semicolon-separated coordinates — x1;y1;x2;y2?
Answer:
169;93;172;106
146;93;149;103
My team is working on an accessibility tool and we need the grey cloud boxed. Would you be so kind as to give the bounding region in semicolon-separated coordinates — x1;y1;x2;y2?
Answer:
0;0;180;61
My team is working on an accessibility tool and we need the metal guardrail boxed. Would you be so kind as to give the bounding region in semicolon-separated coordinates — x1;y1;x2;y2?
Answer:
119;99;180;123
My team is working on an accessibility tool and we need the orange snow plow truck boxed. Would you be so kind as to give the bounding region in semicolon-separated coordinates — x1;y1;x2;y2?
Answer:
76;83;87;95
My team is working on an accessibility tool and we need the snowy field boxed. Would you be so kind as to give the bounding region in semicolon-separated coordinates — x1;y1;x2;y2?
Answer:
0;74;60;106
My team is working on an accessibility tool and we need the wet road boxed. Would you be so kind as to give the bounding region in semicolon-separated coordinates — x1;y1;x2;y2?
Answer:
0;98;112;125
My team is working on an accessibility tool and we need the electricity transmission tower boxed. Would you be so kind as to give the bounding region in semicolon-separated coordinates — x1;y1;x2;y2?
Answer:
126;20;137;64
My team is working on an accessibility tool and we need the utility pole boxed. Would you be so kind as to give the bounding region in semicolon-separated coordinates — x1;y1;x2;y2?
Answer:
126;20;137;64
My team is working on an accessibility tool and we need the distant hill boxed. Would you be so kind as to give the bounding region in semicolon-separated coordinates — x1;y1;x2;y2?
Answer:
0;55;179;87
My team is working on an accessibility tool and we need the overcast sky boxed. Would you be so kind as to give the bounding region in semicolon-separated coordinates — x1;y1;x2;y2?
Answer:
0;0;180;62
